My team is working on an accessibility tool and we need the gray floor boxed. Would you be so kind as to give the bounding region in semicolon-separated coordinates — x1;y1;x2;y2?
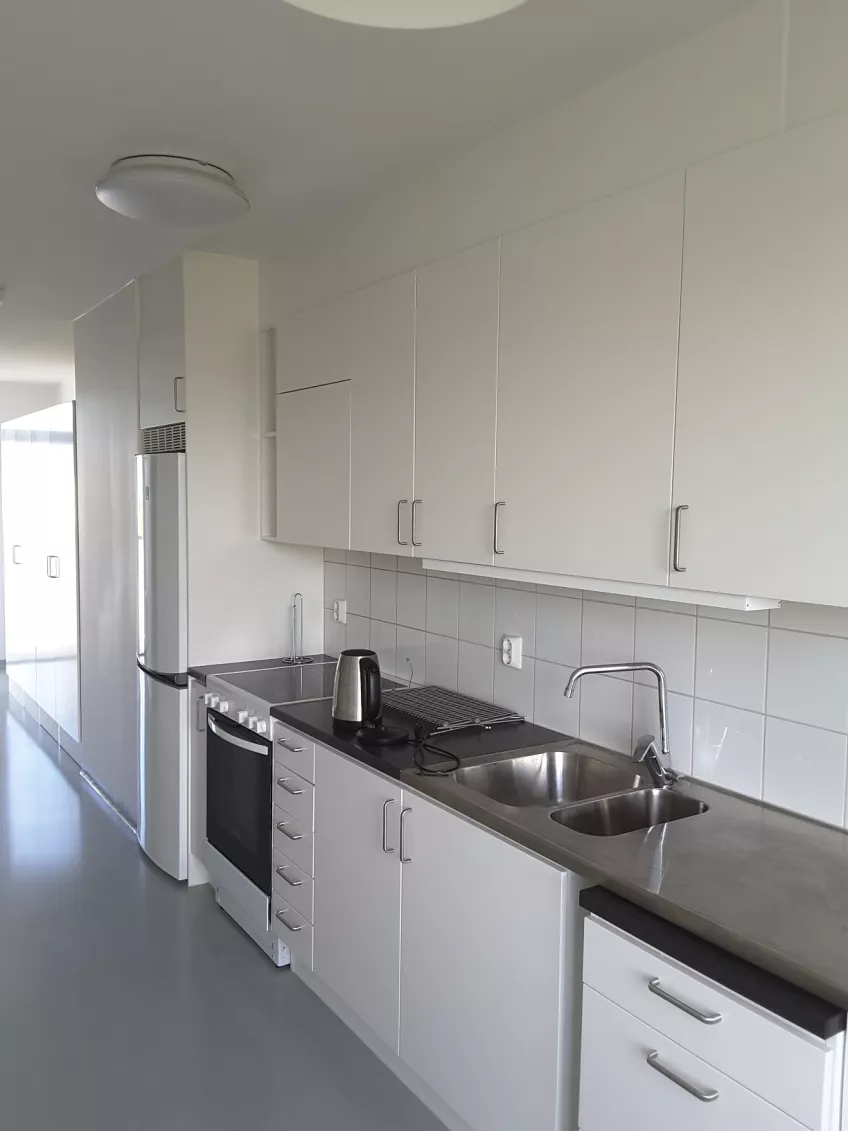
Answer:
0;684;445;1131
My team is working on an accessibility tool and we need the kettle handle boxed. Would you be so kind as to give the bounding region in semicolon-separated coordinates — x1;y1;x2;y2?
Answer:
361;655;383;722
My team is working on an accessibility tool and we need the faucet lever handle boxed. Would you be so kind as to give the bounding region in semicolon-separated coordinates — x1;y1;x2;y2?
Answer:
633;734;659;763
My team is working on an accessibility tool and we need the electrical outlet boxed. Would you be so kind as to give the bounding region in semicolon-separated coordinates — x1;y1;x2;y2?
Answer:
501;635;523;669
333;599;347;625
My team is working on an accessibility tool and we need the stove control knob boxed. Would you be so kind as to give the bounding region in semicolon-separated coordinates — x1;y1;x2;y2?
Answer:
218;700;230;714
255;719;268;735
208;695;220;710
237;710;249;725
204;692;215;707
247;715;258;731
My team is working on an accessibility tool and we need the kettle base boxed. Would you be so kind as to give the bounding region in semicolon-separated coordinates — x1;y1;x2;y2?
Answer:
356;722;409;746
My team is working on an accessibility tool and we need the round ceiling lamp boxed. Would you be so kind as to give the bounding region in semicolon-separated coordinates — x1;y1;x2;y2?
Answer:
280;0;528;29
95;155;250;227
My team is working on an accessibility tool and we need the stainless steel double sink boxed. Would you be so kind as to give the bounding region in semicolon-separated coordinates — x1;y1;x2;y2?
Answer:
452;748;708;836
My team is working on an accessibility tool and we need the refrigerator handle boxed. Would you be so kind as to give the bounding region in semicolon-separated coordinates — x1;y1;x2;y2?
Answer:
173;376;186;414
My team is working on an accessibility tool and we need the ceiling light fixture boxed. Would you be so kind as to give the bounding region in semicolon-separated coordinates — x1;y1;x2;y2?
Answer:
95;155;249;228
280;0;528;29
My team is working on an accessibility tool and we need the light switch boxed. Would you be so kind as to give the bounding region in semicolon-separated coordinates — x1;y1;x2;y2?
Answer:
333;599;347;625
501;635;522;669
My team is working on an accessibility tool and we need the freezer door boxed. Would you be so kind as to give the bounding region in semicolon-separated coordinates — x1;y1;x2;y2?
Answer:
138;667;188;880
136;452;187;676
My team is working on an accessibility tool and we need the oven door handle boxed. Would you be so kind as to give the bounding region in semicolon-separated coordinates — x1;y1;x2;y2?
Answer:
208;715;269;756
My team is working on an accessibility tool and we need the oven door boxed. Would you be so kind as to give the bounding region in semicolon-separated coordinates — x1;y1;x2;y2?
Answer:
206;711;272;895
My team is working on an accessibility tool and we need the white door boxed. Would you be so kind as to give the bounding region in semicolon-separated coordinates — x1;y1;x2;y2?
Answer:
276;382;350;550
1;423;36;699
496;173;684;585
671;114;848;605
49;404;80;742
138;258;186;429
414;242;499;566
348;273;415;556
138;668;188;880
399;793;566;1131
32;408;61;727
313;745;402;1052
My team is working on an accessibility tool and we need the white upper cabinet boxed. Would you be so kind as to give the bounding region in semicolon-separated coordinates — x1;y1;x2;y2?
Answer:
138;258;186;429
495;173;684;586
414;242;499;566
277;382;350;550
672;114;848;605
348;273;416;556
277;300;348;394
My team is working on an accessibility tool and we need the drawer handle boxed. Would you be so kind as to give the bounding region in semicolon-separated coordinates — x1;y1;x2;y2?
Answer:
275;865;304;888
648;978;722;1025
277;777;305;796
276;821;303;841
646;1051;718;1103
276;909;303;932
277;739;305;753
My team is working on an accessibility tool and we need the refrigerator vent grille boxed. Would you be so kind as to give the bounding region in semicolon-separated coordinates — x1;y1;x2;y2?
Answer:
141;424;185;454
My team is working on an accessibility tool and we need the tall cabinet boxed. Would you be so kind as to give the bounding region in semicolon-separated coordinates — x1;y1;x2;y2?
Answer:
1;403;79;748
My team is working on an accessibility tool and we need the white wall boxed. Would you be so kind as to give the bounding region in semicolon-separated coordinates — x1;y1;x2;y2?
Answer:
74;283;140;821
266;0;848;830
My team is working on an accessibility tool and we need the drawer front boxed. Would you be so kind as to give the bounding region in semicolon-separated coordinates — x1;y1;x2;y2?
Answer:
272;765;314;831
273;804;314;876
272;847;314;923
583;918;832;1129
271;722;315;783
271;892;313;970
580;987;801;1131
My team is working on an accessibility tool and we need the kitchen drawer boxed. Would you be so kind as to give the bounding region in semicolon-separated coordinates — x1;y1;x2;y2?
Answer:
272;765;314;831
583;917;837;1129
273;804;314;876
271;891;313;970
272;847;314;923
580;986;801;1131
271;721;315;783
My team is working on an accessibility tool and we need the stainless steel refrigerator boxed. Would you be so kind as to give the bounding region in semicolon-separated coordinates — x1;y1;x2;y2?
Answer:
136;452;188;880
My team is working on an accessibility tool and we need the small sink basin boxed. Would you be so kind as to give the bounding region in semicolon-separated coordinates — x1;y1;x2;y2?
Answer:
550;788;708;836
453;749;646;808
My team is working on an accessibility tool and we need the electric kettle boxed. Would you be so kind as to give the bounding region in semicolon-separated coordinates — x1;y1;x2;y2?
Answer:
332;649;382;725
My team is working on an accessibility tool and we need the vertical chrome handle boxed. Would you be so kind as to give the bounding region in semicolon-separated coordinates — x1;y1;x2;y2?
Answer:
493;501;506;556
672;504;689;573
195;694;205;733
382;798;396;854
411;499;422;548
173;376;185;413
646;1051;718;1102
46;555;60;579
648;978;722;1024
399;806;412;863
397;500;409;546
11;544;22;565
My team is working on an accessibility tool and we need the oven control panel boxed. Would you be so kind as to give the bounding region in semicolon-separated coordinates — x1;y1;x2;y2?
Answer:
205;679;270;735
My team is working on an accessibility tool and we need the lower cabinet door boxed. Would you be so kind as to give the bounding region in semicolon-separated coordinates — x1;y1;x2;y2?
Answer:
312;746;403;1052
580;987;803;1131
399;794;565;1131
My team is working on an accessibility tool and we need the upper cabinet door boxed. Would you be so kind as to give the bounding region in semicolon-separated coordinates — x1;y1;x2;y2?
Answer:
348;273;416;556
414;242;499;566
277;301;347;393
672;115;848;604
138;259;186;429
496;174;684;586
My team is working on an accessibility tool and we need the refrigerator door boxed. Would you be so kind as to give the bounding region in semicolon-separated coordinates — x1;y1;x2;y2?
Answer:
136;452;187;678
138;666;188;880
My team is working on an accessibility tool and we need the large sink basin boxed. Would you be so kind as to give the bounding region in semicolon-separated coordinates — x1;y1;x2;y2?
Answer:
453;749;646;808
550;788;708;836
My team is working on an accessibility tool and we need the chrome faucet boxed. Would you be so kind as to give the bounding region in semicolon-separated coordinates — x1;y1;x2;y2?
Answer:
563;662;679;788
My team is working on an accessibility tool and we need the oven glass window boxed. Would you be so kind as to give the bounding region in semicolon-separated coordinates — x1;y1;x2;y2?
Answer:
206;712;271;893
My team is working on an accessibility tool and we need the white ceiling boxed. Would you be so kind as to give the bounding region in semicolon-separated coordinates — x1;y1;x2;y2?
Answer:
0;0;754;381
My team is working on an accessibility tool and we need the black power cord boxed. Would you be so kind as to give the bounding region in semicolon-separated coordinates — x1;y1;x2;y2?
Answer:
408;723;461;776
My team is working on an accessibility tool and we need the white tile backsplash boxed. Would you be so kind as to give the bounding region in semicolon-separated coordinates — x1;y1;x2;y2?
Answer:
346;550;371;568
324;552;848;828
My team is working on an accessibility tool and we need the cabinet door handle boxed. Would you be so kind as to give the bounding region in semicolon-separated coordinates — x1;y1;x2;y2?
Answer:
648;978;722;1024
493;501;506;556
276;821;303;842
275;865;304;888
399;806;412;863
411;499;422;548
173;375;186;413
672;504;689;573
195;694;205;733
12;544;22;565
277;777;305;796
275;909;303;932
646;1051;718;1103
397;499;409;547
382;798;396;854
277;739;305;753
46;555;60;579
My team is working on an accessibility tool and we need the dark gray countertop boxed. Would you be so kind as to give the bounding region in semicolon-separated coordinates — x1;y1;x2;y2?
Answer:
188;654;336;685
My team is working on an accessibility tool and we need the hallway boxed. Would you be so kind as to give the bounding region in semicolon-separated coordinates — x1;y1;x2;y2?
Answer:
0;685;443;1131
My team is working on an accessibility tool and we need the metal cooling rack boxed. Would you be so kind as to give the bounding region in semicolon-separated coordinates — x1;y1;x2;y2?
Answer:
382;685;524;734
